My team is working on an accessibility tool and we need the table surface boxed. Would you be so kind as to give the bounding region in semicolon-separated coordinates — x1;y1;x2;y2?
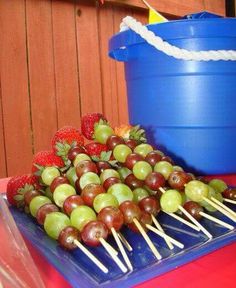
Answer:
1;176;236;288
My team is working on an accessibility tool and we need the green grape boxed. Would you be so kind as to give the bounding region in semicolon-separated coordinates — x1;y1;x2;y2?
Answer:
93;193;119;213
100;169;120;184
107;183;133;204
41;167;60;186
133;188;149;203
215;191;223;203
44;212;71;240
53;184;76;207
70;205;97;231
79;172;101;189
134;144;153;157
208;179;228;193
185;180;209;203
73;153;91;167
94;124;114;144
117;167;132;181
113;144;132;163
200;185;216;207
29;196;52;217
173;165;184;172
160;189;182;213
154;161;173;180
133;161;152;180
66;167;78;187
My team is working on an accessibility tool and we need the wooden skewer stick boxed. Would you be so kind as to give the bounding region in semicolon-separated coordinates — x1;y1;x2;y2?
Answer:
151;214;174;250
133;218;162;260
199;211;234;230
73;239;109;274
202;197;236;223
117;232;133;252
164;211;200;231
103;240;119;256
146;224;184;249
99;238;128;273
111;228;133;271
178;205;213;239
210;197;236;219
224;198;236;205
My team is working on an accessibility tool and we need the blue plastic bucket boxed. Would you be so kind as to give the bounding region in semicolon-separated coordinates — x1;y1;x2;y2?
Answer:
109;13;236;175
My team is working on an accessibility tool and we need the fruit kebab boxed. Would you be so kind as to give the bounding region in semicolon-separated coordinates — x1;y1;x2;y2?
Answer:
6;178;109;274
183;201;234;230
207;179;236;205
185;180;236;223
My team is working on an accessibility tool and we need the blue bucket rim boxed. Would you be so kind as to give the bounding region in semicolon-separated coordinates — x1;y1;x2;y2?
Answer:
109;18;236;54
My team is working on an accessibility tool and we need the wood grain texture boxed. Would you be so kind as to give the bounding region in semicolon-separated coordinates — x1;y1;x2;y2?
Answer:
75;0;103;116
0;81;7;177
52;0;81;128
113;5;130;124
0;0;33;176
98;3;119;127
26;0;58;153
0;0;226;176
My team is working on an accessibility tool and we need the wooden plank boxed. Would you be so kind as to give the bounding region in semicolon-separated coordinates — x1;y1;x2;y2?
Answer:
204;0;226;16
0;0;33;176
26;0;58;153
52;0;82;128
0;81;7;178
104;0;207;17
113;5;130;124
98;3;119;127
75;0;103;115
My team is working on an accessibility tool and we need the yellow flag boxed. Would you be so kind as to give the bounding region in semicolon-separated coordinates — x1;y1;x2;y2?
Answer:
149;8;168;24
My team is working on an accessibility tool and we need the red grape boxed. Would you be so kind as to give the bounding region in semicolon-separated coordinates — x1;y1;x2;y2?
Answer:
68;145;86;162
63;195;84;215
103;177;121;191
81;183;105;207
125;153;144;170
50;176;70;193
124;174;144;190
222;188;236;200
106;135;125;150
125;139;138;150
138;196;160;217
58;226;81;250
24;190;42;206
97;206;124;231
81;221;108;247
145;172;165;191
96;161;111;174
128;211;152;233
161;156;174;165
119;201;141;224
168;171;191;190
36;203;59;225
76;160;98;178
145;151;162;167
183;201;203;221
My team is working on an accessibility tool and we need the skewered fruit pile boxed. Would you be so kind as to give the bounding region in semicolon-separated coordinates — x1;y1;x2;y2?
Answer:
6;113;236;273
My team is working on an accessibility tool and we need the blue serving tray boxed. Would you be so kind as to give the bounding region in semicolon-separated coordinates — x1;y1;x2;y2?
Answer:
8;199;236;288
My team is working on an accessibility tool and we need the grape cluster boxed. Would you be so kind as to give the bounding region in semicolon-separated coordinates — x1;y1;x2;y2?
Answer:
13;119;235;271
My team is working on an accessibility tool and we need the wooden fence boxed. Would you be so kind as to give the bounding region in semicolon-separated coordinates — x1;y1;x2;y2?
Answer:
0;0;225;177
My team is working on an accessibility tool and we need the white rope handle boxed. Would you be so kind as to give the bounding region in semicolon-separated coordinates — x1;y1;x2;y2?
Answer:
120;16;236;61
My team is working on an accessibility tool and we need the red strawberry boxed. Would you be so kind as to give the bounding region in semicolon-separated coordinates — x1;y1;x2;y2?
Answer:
51;126;84;164
81;113;107;140
85;142;108;157
6;174;39;207
32;150;65;174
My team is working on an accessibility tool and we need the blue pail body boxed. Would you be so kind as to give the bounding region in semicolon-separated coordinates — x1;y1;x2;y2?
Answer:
109;15;236;175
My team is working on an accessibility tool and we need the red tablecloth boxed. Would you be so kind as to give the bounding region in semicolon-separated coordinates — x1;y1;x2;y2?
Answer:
1;177;235;288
